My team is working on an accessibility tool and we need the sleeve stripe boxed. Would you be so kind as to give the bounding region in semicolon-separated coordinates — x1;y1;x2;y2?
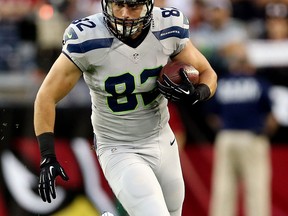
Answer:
67;38;114;54
152;26;189;40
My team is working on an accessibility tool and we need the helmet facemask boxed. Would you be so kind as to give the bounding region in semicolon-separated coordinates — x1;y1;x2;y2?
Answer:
102;0;154;40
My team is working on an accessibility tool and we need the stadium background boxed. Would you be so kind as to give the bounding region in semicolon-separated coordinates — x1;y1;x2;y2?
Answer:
1;0;288;215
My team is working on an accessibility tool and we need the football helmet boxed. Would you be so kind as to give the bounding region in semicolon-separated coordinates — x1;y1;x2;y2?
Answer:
102;0;154;40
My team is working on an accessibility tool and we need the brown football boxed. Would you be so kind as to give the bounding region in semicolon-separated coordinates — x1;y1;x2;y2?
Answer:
158;61;200;85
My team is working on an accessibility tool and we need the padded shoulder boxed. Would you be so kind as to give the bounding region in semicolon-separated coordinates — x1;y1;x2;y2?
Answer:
62;14;114;71
151;7;190;40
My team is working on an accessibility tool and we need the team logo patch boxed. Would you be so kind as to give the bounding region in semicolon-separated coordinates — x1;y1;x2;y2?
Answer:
63;28;78;45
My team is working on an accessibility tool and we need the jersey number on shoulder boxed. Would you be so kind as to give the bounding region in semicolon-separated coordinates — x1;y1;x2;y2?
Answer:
72;18;96;31
105;67;161;113
160;8;180;18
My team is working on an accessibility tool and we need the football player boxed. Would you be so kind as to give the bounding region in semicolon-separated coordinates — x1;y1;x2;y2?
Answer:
35;0;217;215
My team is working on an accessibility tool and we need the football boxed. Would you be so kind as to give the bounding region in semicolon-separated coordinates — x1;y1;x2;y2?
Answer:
158;61;200;85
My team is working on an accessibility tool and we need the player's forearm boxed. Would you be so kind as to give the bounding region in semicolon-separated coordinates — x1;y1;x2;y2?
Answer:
198;67;217;98
194;49;218;98
173;41;218;98
34;95;56;136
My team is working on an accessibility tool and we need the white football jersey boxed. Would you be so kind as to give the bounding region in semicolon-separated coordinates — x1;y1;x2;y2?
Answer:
62;7;190;143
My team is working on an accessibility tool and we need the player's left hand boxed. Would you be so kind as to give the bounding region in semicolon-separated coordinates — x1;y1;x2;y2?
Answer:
38;156;69;203
157;69;198;103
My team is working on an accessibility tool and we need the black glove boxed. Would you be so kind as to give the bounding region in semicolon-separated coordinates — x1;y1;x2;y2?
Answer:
157;69;211;104
38;156;69;203
157;69;197;102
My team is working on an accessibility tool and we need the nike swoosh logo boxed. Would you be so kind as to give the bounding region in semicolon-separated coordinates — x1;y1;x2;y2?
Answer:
179;89;190;95
170;138;176;146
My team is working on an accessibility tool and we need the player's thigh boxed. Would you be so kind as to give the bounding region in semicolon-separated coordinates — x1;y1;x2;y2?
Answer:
118;162;170;216
99;150;170;215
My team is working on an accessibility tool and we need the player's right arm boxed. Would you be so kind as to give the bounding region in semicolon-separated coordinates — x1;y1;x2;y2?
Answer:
34;53;82;203
34;53;82;136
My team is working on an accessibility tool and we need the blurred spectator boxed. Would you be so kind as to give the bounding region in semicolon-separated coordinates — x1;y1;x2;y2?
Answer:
260;2;288;40
248;1;288;142
230;0;268;37
189;0;249;81
207;42;278;216
249;1;288;79
189;0;206;30
246;2;288;69
0;0;38;73
190;0;249;56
